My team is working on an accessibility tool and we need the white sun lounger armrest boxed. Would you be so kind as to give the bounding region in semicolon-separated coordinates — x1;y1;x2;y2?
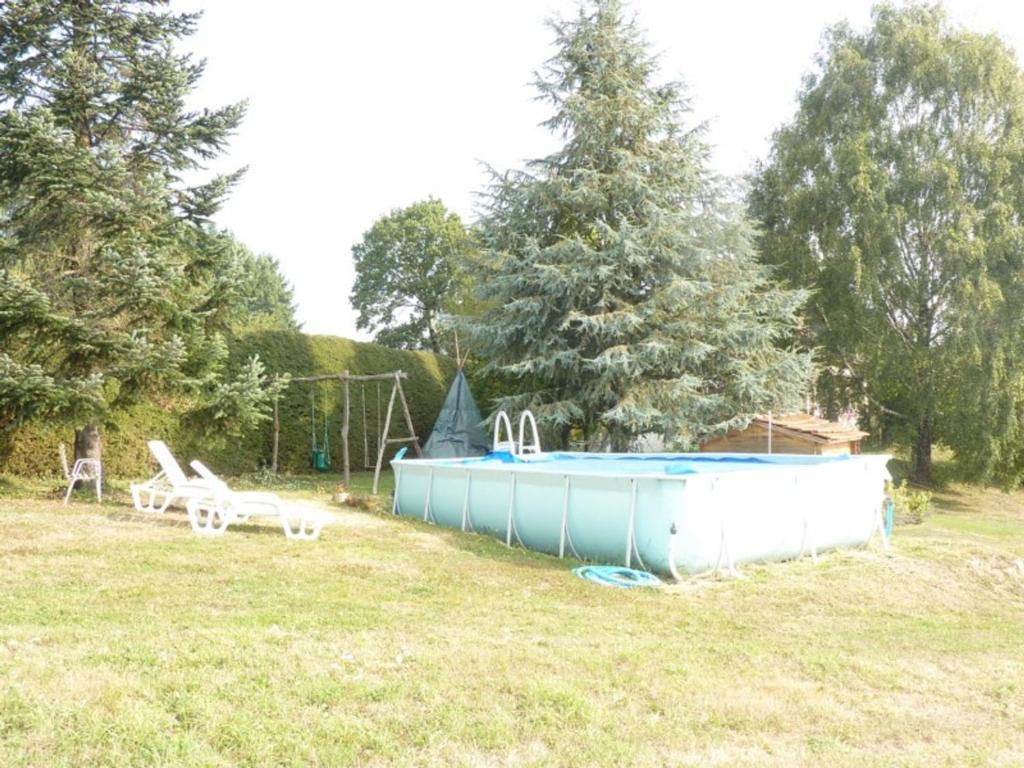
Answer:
131;478;220;515
189;459;220;483
131;469;171;512
133;469;167;489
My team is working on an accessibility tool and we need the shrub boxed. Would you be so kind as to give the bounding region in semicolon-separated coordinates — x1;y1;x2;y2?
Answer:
888;480;932;525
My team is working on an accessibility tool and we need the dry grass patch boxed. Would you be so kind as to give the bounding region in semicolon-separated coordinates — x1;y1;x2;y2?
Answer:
0;472;1022;766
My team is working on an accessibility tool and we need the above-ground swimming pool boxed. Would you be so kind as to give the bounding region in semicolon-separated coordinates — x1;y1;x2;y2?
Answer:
392;452;892;577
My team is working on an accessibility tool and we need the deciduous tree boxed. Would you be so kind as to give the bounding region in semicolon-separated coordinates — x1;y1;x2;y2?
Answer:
351;199;475;353
749;4;1024;484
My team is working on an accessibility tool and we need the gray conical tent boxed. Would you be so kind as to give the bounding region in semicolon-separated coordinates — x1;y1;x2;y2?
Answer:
423;369;489;458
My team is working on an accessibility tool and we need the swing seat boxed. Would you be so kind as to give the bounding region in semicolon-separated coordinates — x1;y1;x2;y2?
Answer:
313;449;330;472
309;388;331;472
311;447;331;471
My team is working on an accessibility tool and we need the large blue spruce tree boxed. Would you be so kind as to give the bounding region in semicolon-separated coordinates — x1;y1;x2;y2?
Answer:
465;0;812;450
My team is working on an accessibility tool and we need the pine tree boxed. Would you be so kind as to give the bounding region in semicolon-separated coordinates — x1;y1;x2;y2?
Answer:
220;231;300;333
0;1;277;459
464;0;811;450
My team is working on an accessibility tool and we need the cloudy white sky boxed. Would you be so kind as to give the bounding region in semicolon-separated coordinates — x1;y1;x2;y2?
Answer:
170;0;1024;339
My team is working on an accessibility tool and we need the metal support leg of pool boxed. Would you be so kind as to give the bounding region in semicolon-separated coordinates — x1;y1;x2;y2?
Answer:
624;479;638;568
505;474;517;548
460;472;471;532
796;475;819;564
422;468;434;523
392;468;401;516
667;523;683;581
871;499;891;552
558;476;570;559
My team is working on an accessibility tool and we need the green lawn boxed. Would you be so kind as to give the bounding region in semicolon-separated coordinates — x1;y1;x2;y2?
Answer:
1;472;1022;767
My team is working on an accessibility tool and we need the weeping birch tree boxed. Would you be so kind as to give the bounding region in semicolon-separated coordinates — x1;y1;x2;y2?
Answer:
464;0;812;450
750;4;1024;484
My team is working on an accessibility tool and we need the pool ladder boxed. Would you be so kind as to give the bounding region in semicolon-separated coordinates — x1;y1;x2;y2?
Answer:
492;410;542;456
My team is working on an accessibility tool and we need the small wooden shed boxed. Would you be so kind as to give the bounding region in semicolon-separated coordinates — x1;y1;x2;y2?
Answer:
700;413;868;456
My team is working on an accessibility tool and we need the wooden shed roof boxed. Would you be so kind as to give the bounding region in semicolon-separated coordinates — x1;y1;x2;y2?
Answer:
750;413;869;444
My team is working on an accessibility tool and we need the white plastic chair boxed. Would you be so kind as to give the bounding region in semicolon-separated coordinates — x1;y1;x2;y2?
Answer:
59;443;102;505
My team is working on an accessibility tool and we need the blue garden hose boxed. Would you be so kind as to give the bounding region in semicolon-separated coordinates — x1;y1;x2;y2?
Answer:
573;565;661;589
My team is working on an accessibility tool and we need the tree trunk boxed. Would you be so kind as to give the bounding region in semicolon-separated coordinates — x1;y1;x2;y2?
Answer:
912;414;932;485
425;311;441;354
609;427;630;453
558;424;571;451
74;425;102;489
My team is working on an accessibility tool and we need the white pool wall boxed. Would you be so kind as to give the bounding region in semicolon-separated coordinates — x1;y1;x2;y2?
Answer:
392;453;892;576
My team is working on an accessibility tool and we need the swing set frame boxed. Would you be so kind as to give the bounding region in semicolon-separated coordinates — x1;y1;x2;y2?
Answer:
270;370;423;494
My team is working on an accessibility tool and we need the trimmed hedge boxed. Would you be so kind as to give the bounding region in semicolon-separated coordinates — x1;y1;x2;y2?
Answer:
0;332;456;478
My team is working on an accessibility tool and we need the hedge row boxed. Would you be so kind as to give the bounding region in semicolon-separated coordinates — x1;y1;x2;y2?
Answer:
0;332;457;479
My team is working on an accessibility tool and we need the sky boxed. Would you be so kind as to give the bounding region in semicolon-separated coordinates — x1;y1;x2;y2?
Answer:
170;0;1024;339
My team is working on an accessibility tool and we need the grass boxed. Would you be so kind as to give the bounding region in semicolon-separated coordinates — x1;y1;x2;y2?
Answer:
1;471;1022;767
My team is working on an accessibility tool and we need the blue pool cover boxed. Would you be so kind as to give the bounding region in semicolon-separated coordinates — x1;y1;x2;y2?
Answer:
456;451;852;476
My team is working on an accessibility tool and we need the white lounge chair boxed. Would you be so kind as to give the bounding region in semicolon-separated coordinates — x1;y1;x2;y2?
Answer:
188;460;278;521
128;440;275;528
130;440;325;539
130;440;222;515
187;460;328;541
